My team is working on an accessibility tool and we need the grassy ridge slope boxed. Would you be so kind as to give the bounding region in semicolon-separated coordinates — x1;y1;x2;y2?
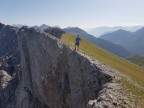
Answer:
127;55;144;68
61;33;144;89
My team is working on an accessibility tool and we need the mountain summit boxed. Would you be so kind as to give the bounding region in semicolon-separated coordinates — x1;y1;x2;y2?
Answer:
32;24;49;30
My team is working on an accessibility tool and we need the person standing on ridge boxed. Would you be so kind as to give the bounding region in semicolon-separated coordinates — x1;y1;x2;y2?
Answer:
74;35;81;51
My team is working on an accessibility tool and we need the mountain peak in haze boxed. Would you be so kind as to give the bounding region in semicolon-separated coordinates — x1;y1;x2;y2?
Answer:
111;29;132;35
33;24;49;30
87;26;144;37
40;24;49;28
12;24;26;28
134;27;144;34
116;29;129;32
100;29;132;41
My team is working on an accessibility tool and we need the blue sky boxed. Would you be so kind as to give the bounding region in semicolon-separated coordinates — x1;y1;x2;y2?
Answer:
0;0;144;29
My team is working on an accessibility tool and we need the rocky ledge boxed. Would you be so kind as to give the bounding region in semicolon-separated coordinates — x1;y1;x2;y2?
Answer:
15;27;134;108
0;23;135;108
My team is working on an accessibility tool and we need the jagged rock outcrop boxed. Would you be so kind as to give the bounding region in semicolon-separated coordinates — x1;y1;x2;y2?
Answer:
14;26;133;108
0;23;19;59
0;23;20;75
87;83;133;108
0;23;20;108
0;23;135;108
0;70;19;108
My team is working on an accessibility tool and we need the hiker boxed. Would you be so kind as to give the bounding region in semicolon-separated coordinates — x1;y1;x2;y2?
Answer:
74;35;81;51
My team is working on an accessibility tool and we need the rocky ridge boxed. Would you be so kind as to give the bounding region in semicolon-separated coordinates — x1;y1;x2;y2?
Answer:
0;23;20;108
0;23;135;108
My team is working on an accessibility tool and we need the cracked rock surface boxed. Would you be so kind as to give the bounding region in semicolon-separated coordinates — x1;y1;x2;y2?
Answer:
0;23;135;108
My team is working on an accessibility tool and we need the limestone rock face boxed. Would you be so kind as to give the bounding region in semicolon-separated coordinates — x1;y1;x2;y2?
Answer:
0;70;11;89
0;23;20;108
0;23;19;59
0;70;19;108
0;23;134;108
16;27;113;108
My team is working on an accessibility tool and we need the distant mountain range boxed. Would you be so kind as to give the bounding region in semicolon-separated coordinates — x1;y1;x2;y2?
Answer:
12;24;26;28
100;27;144;55
100;29;132;45
33;24;49;30
64;27;131;58
12;24;49;30
87;26;143;37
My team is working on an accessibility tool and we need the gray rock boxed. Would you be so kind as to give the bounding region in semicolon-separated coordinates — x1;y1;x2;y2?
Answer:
0;23;20;108
0;23;135;108
87;83;135;108
15;27;112;108
0;70;19;108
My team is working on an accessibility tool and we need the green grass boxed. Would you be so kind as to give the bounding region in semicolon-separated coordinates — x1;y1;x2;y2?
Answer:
122;79;144;107
127;55;144;68
122;79;144;97
61;33;144;91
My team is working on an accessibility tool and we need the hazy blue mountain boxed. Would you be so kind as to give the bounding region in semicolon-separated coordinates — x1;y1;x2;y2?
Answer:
33;24;49;30
100;29;132;45
100;27;144;55
64;27;131;58
88;26;143;37
12;24;26;28
127;27;144;55
32;25;39;30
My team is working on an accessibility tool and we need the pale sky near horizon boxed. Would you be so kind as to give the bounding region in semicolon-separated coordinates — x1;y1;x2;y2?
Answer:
0;0;144;29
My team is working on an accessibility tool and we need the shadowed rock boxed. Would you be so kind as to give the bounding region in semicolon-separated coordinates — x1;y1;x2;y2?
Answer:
44;27;65;38
0;23;20;108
